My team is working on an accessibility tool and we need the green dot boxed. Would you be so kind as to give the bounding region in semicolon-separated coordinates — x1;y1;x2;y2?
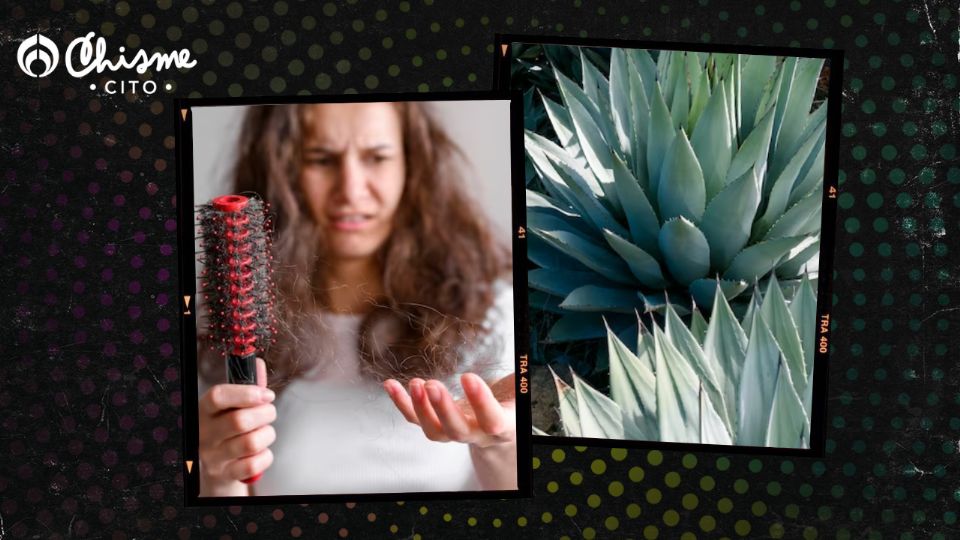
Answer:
358;47;371;60
329;31;343;44
235;32;251;49
735;520;752;536
609;481;624;496
405;28;417;39
288;59;304;76
412;56;423;67
364;75;379;89
541;512;552;523
570;471;583;485
664;472;681;488
262;46;278;62
243;64;260;80
682;493;699;510
700;515;716;532
700;475;715;491
467;516;476;526
308;44;323;60
388;65;400;77
552;449;565;463
322;2;336;16
546;481;559;493
587;494;602;508
302;16;317;30
591;459;606;474
202;71;217;85
716;457;730;471
681;454;697;468
315;73;331;89
443;513;451;522
647;488;662;504
565;504;577;517
768;481;782;496
627;503;642;518
647;450;663;465
253;15;269;31
663;509;680;526
718;498;734;513
629;466;644;482
335;59;351;74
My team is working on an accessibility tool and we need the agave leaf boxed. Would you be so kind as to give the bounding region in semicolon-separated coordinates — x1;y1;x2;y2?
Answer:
549;365;582;437
528;268;617;297
626;49;658;103
700;167;762;270
771;57;824;175
688;71;711;133
657;50;676;103
791;273;818;358
690;304;708;344
700;382;734;445
532;228;635;285
664;302;733;436
769;56;798;168
560;284;646;313
703;282;749;437
723;58;738;144
564;92;622;213
639;292;691;316
737;311;782;446
727;106;775;185
764;189;822;241
723;236;806;282
525;132;585;209
788;133;826;208
658;128;707;222
776;238;820;278
669;54;689;129
527;232;591;273
765;358;808;448
659;217;711;286
688;278;749;311
602;228;669;288
527;204;599;242
755;117;826;239
546;313;608;343
529;290;564;314
801;353;815;447
739;54;777;141
579;49;613;135
754;57;785;129
555;69;611;154
572;369;625;439
625;54;652;179
653;325;701;443
541;92;579;153
637;313;655;373
606;321;658;440
760;275;807;398
609;48;634;161
691;81;734;201
646;81;676;201
740;281;763;335
611;155;658;254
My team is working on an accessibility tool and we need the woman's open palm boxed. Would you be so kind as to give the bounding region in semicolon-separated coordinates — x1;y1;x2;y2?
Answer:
383;372;516;448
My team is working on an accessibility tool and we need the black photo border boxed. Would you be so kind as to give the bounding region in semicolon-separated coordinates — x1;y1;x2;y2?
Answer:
175;90;532;506
495;33;843;458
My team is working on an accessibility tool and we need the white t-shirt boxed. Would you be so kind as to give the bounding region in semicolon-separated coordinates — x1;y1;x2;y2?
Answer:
202;282;515;496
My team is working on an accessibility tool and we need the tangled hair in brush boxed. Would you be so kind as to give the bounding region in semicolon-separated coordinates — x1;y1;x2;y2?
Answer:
199;102;511;390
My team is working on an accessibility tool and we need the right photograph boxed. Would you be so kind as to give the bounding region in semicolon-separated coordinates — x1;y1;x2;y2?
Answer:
502;38;841;451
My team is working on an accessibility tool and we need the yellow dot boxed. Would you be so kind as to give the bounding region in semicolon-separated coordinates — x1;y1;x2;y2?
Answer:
629;466;645;482
565;504;578;517
605;516;619;531
664;471;681;488
682;493;699;510
627;503;642;518
492;518;502;528
532;457;541;469
443;513;452;522
608;481;625;497
389;525;398;533
700;515;716;532
418;506;428;515
517;516;527;527
547;481;559;493
647;450;663;465
646;488;662;504
769;522;785;538
700;475;715;491
680;533;697;540
583;527;596;539
718;498;734;513
611;448;628;461
663;509;680;526
591;459;607;474
542;512;553;523
587;494;602;508
575;445;587;452
552;449;566;462
735;519;752;536
643;525;659;539
414;534;421;540
467;517;477;526
570;471;583;485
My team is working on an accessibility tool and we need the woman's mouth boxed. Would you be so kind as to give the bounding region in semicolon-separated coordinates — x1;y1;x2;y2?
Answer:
329;214;374;231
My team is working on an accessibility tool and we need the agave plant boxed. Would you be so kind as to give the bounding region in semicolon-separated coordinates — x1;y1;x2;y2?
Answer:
538;275;817;448
525;46;826;343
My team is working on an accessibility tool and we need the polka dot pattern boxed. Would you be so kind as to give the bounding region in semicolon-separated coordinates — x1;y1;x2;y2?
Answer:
0;0;955;538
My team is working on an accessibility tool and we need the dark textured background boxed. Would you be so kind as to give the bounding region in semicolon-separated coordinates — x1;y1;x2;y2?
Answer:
1;0;957;538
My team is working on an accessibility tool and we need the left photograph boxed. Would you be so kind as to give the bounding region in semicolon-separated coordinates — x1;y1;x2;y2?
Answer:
176;94;528;503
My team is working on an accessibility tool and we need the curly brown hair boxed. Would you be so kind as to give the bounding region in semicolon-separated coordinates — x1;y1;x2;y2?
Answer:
198;102;512;390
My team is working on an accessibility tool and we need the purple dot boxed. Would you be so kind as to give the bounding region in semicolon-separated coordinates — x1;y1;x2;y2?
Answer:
85;403;100;417
62;170;74;182
163;366;178;381
99;508;115;524
150;484;164;500
170;391;182;407
104;243;117;256
88;182;99;194
36;158;48;170
156;293;168;306
160;244;173;256
128;281;141;293
5;170;15;182
103;342;117;356
128;306;141;319
47;243;59;256
113;194;125;206
152;427;168;443
68;440;83;455
45;268;58;281
94;428;108;444
56;193;68;206
133;355;146;369
77;230;90;243
165;219;176;231
156;318;170;331
24;206;37;218
99;319;113;331
77;463;93;480
119;416;134;430
74;256;86;268
159;342;173;357
157;268;169;282
101;268;113;281
102;450;118;467
131;255;143;268
72;305;85;318
95;158;107;171
144;403;159;418
133;230;146;243
139;207;151;219
108;218;120;231
130;330;143;344
127;438;143;455
137;379;151;394
74;331;87;345
51;218;63;230
120;170;133;182
80;379;95;395
100;293;113;306
146;182;158;195
139;461;155;478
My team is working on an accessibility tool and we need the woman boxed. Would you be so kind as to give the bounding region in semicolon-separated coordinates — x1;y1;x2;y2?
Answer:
197;101;517;496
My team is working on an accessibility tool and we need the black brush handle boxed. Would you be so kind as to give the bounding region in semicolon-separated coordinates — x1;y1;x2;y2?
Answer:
226;353;258;385
226;352;263;484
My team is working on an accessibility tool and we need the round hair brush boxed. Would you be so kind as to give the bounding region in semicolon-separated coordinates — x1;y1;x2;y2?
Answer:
197;193;277;484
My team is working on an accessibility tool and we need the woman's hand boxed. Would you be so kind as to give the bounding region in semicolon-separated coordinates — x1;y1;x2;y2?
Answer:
198;358;277;496
383;372;516;448
384;372;518;490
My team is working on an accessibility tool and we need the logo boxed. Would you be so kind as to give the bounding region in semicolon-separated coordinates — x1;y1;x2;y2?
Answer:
16;31;196;95
17;33;59;78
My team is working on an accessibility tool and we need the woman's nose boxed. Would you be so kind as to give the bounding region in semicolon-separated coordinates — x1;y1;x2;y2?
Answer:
336;154;368;202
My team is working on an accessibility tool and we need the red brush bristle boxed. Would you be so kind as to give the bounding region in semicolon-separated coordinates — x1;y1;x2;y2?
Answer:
196;194;276;359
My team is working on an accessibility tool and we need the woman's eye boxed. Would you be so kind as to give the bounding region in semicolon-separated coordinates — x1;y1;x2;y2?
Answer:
306;157;335;166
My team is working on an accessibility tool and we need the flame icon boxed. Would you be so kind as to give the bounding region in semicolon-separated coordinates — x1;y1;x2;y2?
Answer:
17;33;59;78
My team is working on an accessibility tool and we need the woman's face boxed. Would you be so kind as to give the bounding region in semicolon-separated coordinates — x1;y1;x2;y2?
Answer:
299;102;406;263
